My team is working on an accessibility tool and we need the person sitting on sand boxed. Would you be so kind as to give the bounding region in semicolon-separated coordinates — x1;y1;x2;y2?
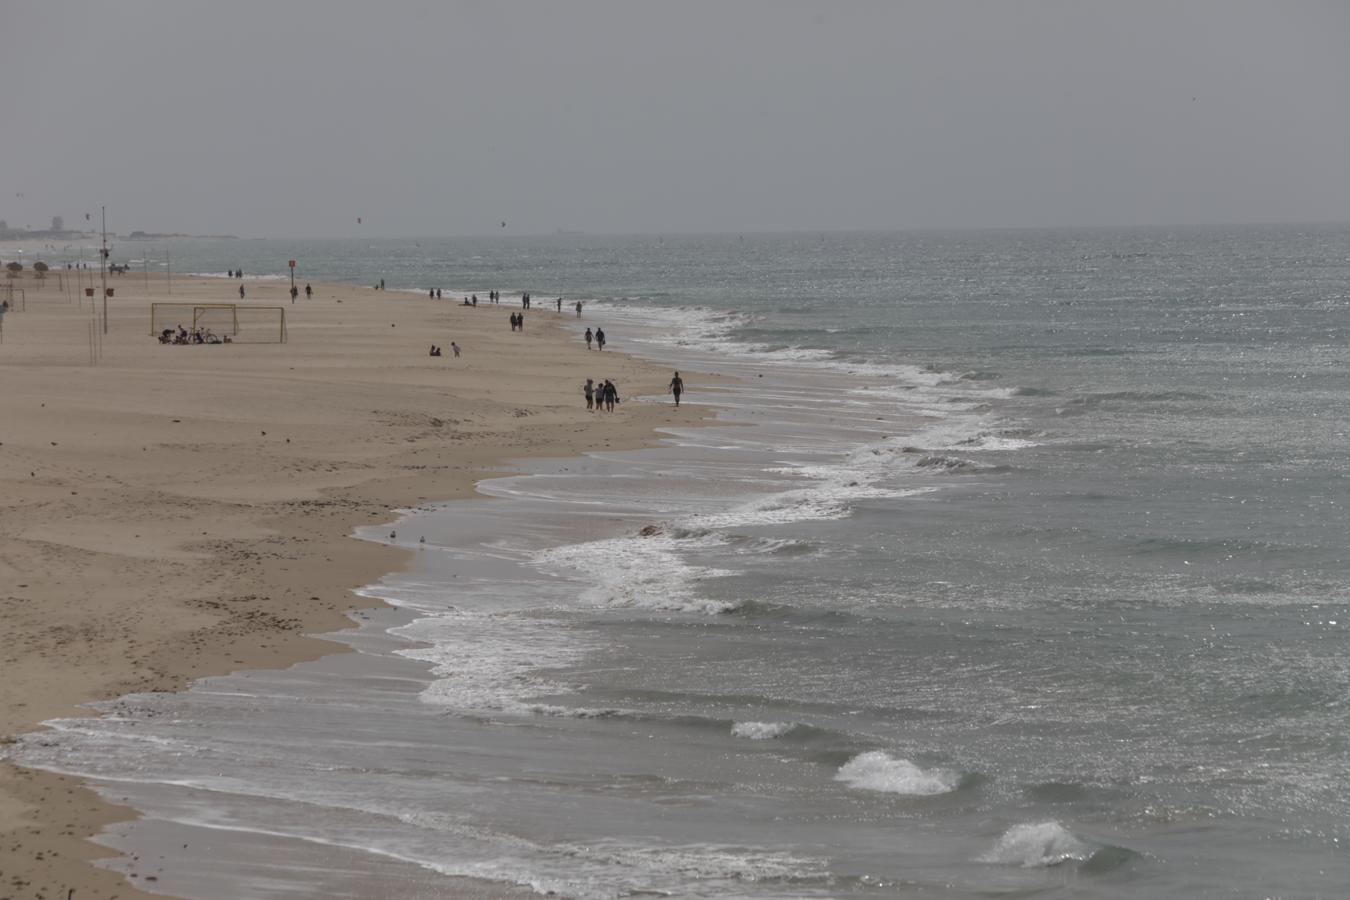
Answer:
430;345;442;356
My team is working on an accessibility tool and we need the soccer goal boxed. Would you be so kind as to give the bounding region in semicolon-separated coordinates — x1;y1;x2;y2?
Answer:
151;303;287;343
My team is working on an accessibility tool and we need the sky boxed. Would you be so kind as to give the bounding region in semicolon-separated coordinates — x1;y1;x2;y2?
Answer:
5;0;1350;238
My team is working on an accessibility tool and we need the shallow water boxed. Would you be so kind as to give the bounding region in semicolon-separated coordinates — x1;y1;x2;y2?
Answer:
13;226;1350;897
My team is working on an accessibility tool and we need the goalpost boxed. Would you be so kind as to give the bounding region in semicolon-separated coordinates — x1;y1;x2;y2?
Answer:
151;303;287;343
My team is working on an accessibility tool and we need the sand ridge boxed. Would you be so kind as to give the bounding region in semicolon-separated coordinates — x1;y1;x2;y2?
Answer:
0;269;706;899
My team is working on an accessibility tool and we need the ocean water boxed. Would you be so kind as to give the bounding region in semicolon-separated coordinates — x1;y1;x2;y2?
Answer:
12;226;1350;898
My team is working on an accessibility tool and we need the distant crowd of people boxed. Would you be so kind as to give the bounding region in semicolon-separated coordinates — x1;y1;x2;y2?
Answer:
406;282;688;412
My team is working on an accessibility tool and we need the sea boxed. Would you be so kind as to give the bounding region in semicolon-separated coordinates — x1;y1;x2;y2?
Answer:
10;226;1350;898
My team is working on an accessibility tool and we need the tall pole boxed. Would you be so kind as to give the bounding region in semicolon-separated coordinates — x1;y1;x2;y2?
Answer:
100;206;108;334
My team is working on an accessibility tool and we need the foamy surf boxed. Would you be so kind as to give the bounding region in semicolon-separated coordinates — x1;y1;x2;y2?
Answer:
834;751;959;796
978;821;1092;867
731;721;795;740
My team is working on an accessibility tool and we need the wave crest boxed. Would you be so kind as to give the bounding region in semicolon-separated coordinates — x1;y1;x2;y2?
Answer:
731;721;795;740
978;821;1090;867
834;751;958;796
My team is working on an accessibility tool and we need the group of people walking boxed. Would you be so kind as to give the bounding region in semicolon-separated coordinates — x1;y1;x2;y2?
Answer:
581;371;684;411
583;378;621;412
583;327;606;350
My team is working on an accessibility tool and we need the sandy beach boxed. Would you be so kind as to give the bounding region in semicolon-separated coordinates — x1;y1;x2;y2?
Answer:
0;266;700;899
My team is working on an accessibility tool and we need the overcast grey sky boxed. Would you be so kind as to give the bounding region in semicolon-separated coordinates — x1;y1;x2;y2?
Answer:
6;1;1350;237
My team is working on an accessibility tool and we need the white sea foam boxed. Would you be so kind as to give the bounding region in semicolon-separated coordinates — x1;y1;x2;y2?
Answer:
962;433;1040;451
584;300;979;392
453;840;828;898
978;821;1092;867
393;609;594;712
834;751;959;795
188;271;288;281
731;721;794;740
531;532;736;614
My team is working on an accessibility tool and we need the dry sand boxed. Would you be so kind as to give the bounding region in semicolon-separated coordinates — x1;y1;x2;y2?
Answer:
0;267;704;899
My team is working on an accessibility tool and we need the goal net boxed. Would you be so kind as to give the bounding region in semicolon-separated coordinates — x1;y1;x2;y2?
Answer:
151;303;287;343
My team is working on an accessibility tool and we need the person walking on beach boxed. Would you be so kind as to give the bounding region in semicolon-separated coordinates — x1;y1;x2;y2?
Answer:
305;283;312;299
291;285;299;303
556;297;562;312
584;327;593;350
583;378;595;410
595;327;606;350
380;278;385;290
239;284;245;299
509;312;518;331
603;379;619;412
451;341;460;357
669;371;684;407
575;300;583;317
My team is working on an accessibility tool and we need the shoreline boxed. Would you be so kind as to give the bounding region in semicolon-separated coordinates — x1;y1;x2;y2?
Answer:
0;270;710;899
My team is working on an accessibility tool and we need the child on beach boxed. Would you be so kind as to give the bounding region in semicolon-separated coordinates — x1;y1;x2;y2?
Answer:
583;378;595;410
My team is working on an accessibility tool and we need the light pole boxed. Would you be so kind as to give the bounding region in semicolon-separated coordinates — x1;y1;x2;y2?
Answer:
100;206;108;334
